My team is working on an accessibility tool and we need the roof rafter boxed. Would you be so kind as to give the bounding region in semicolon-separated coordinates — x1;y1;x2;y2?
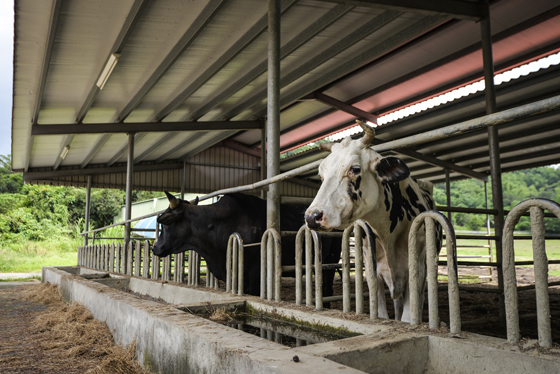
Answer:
31;121;263;136
315;0;484;21
188;3;354;120
224;10;403;120
25;0;62;172
154;0;299;122
115;0;226;123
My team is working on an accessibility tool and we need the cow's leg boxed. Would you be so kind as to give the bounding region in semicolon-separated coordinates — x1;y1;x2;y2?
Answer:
376;277;389;319
393;295;404;321
401;258;427;323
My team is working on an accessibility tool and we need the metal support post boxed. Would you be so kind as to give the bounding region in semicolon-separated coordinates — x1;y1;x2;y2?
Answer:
480;3;505;316
261;127;266;200
124;133;135;250
84;175;92;247
267;0;281;233
445;169;452;222
181;161;186;200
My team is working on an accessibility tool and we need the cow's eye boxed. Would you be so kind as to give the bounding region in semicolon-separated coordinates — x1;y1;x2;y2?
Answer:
349;166;361;175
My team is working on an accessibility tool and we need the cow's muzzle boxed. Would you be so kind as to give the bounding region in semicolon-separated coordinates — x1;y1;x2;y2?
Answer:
305;210;324;230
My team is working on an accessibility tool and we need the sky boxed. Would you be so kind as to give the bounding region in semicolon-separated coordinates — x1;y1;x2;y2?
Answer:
0;1;13;158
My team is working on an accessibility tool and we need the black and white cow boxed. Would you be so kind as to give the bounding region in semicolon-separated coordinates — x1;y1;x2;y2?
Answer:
305;120;439;322
153;192;342;300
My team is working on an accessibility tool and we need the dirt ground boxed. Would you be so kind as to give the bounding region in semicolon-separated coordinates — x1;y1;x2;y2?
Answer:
0;283;149;374
272;265;560;343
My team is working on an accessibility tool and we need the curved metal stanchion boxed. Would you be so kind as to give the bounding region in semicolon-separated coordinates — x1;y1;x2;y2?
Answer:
409;211;459;334
260;228;282;301
503;198;560;348
342;219;378;319
295;226;324;310
227;232;245;296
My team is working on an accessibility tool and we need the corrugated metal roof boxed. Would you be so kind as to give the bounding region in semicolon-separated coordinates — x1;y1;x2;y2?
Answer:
12;0;560;191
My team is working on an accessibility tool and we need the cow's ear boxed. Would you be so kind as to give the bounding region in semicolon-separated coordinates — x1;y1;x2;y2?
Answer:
157;212;179;225
374;157;410;183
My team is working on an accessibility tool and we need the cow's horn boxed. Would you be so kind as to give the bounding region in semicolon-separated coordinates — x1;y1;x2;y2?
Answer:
356;119;375;147
319;142;335;152
164;190;180;210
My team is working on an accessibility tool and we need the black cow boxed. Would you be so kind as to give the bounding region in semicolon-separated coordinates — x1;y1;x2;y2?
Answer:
152;192;342;301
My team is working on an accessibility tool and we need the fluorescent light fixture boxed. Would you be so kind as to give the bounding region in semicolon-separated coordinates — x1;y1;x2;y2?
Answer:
60;145;70;159
96;53;120;90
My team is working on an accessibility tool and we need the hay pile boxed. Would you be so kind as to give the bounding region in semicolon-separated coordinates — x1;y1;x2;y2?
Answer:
0;283;150;374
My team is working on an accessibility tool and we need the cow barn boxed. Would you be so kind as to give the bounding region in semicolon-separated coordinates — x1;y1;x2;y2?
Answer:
10;0;560;372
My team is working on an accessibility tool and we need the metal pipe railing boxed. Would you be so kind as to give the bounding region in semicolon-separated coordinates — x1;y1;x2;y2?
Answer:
409;211;460;334
503;198;560;349
294;226;324;310
342;220;378;319
226;233;245;296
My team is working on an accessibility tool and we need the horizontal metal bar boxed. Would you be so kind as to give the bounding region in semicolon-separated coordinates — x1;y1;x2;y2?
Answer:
436;206;498;215
31;121;263;135
315;0;484;21
437;205;558;218
24;162;183;180
373;94;560;153
439;259;560;267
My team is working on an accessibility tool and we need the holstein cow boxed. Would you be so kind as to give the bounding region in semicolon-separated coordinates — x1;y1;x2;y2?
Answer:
152;192;342;301
305;120;439;322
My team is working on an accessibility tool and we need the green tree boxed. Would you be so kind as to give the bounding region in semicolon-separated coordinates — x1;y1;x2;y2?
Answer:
0;155;23;193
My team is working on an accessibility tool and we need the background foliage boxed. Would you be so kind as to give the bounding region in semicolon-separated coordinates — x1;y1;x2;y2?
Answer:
1;153;560;272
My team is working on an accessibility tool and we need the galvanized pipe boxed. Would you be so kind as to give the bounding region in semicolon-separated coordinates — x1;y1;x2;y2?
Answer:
342;227;352;313
142;241;150;278
354;225;364;315
426;218;439;330
530;206;551;348
135;241;141;277
232;237;238;293
445;169;452;222
175;252;185;283
312;229;323;311
409;211;460;333
227;233;245;295
84;175;92;246
267;233;274;300
503;199;560;347
152;254;160;280
260;233;267;299
226;241;232;293
267;0;281;235
481;5;506;318
295;227;305;305
306;229;314;307
356;220;378;319
188;250;194;285
124;133;135;249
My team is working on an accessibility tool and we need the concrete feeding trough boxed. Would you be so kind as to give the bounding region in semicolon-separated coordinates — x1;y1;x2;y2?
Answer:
43;266;560;374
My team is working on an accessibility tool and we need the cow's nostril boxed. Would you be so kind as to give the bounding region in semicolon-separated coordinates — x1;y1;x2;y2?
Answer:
312;211;323;222
305;210;324;229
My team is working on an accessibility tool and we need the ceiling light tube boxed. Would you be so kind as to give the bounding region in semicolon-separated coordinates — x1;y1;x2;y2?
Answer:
60;145;70;159
96;53;120;90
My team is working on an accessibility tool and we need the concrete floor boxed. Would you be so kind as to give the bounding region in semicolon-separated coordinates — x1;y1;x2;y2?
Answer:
42;266;560;374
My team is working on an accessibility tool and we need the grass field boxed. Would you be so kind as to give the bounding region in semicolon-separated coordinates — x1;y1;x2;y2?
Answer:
440;237;560;276
2;232;560;276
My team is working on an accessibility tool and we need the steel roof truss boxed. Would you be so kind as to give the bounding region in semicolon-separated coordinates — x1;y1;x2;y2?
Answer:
189;3;354;121
315;0;483;21
26;0;62;171
116;0;226;123
31;120;262;135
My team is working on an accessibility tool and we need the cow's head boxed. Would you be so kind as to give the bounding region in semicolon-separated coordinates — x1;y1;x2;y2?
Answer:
305;120;410;231
152;191;198;257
